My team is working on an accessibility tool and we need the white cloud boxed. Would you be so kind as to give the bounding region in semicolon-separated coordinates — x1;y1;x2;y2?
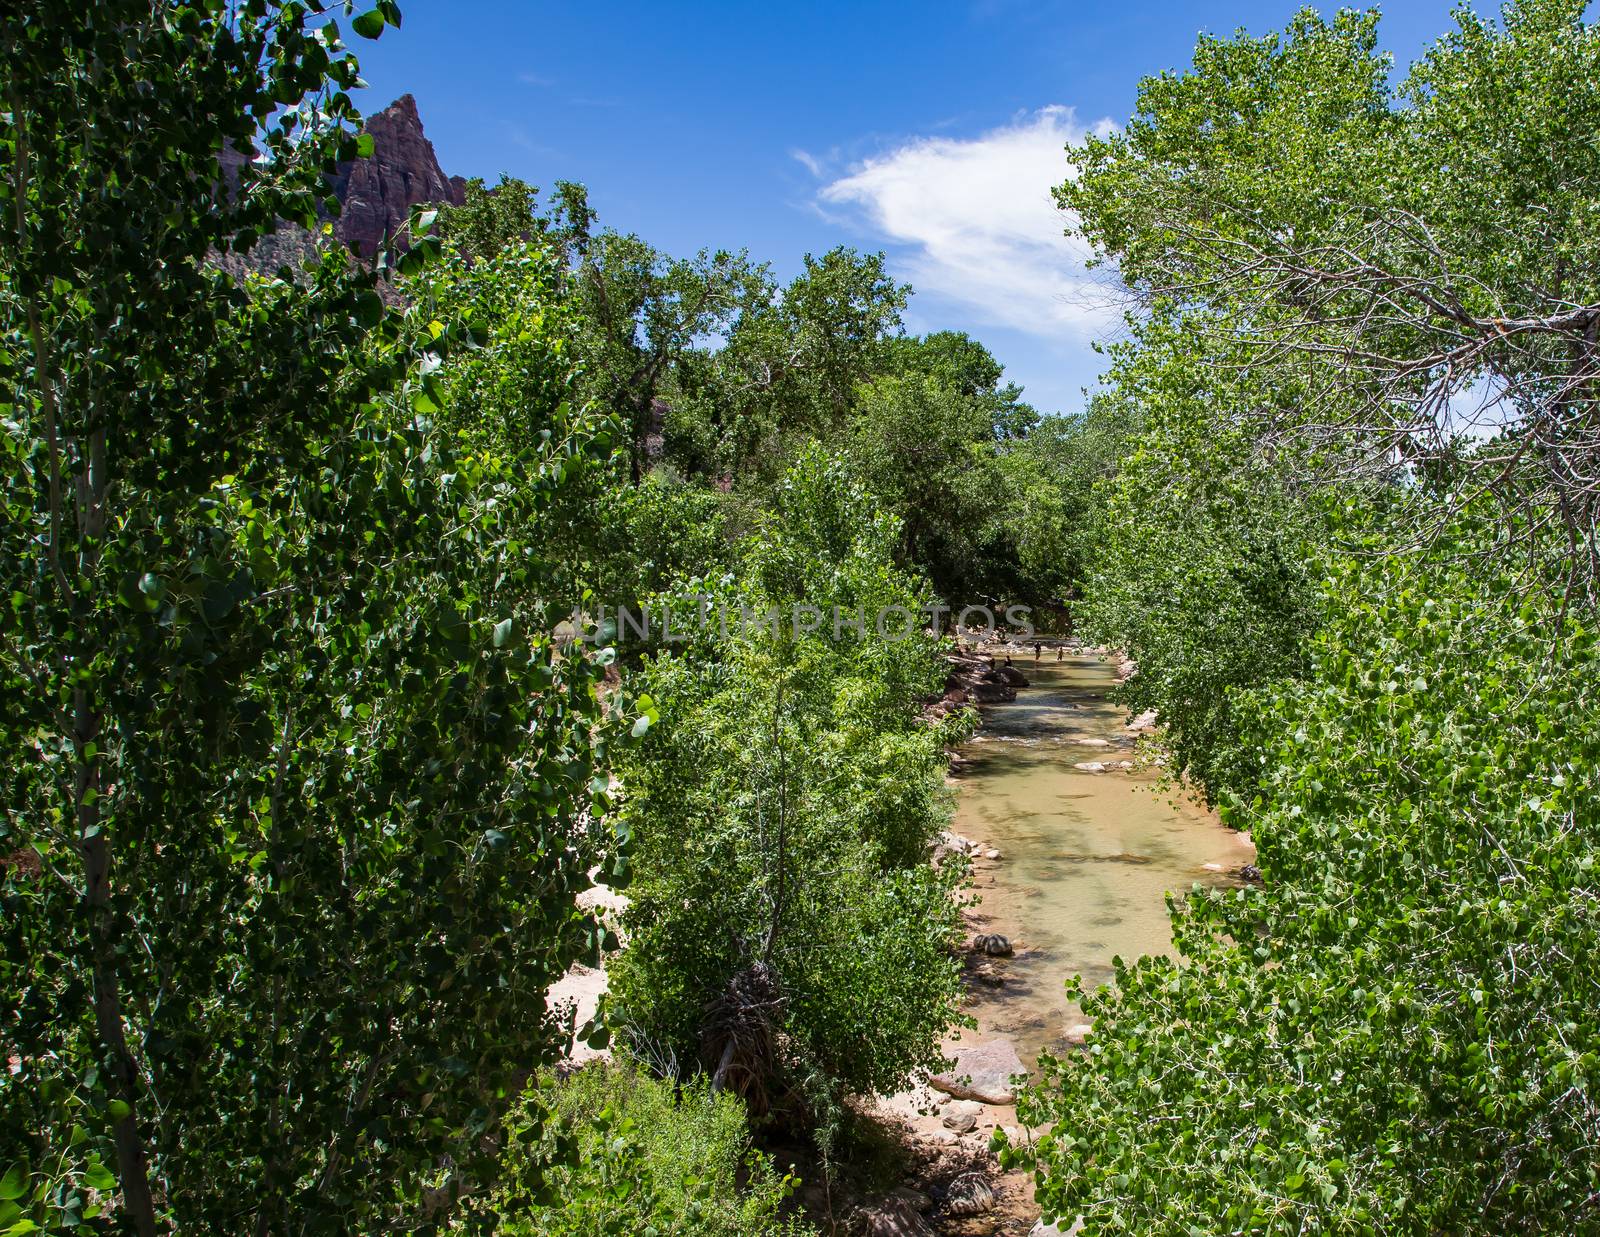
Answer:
818;106;1120;341
790;148;826;179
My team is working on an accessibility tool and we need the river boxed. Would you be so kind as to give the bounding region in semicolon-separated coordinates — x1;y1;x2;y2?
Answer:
952;648;1255;1068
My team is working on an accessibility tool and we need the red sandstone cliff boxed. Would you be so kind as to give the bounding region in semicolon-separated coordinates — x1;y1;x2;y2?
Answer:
330;94;466;258
215;94;465;284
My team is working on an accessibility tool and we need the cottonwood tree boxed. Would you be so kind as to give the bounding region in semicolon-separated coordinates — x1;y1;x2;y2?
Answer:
668;249;909;480
1062;0;1600;595
1009;5;1600;1229
1011;503;1600;1231
605;448;968;1149
570;234;771;483
1;4;623;1231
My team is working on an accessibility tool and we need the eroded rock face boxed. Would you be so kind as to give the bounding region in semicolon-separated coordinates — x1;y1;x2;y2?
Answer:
930;1038;1027;1104
331;94;465;259
215;95;465;287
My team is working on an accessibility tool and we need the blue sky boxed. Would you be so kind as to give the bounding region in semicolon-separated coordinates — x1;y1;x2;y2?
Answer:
350;0;1472;415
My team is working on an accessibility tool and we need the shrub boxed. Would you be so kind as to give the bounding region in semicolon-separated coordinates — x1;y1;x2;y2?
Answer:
482;1064;813;1237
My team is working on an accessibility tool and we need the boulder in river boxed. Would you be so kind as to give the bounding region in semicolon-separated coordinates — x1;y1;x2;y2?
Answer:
941;651;1023;704
942;1099;982;1132
972;964;1006;988
930;1038;1027;1104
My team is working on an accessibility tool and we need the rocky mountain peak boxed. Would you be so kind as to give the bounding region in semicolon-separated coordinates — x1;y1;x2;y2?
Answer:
330;93;466;258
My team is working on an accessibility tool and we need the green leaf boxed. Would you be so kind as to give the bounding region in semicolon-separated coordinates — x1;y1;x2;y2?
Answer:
411;376;442;415
354;288;384;328
493;617;515;648
351;9;386;37
83;1160;115;1192
0;1167;23;1201
354;132;375;159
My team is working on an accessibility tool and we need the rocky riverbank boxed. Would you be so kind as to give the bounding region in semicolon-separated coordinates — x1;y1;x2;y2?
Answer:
840;646;1254;1235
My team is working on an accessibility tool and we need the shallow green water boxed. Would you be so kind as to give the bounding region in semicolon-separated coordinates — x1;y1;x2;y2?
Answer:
952;651;1254;1068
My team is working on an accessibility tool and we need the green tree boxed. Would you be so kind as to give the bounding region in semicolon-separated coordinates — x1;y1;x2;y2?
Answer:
994;394;1139;608
849;373;1013;604
438;174;596;267
886;330;1039;441
665;249;908;481
1074;321;1329;800
1010;505;1600;1231
1060;0;1600;591
605;447;968;1145
570;233;770;482
0;6;625;1231
1010;5;1600;1230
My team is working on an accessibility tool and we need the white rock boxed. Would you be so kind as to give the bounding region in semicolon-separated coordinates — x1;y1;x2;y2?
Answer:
1074;761;1107;773
930;1038;1028;1104
1064;1022;1093;1044
983;848;1001;860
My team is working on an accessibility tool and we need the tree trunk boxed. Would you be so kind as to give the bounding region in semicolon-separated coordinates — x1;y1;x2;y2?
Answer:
73;426;158;1236
79;689;158;1237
